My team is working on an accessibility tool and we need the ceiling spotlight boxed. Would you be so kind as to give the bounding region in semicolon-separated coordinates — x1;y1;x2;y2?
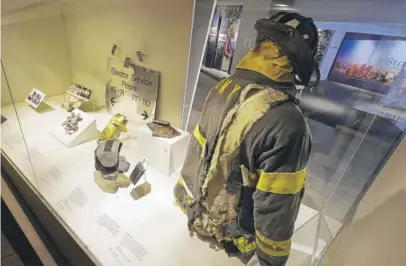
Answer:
273;4;289;7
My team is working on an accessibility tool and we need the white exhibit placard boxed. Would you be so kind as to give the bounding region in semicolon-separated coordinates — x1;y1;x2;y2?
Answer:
25;88;46;108
51;109;97;148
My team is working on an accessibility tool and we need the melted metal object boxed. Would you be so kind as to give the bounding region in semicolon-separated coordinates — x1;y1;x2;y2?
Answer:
94;140;130;181
147;121;180;139
63;84;92;112
61;112;83;135
129;159;147;185
99;113;129;142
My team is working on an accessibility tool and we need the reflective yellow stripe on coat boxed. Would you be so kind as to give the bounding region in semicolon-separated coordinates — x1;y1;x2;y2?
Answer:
177;178;194;204
193;124;206;148
193;124;207;157
233;236;256;253
256;231;291;257
256;168;306;194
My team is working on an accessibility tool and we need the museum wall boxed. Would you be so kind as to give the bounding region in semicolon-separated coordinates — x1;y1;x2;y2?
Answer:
62;0;194;127
1;0;52;15
325;135;406;265
1;0;194;127
1;13;72;105
1;65;12;105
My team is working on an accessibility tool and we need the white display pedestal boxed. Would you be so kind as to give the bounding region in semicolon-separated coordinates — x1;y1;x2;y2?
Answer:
137;125;191;176
51;109;98;148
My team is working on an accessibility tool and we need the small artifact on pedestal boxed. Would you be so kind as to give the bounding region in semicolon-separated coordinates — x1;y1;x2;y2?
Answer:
62;84;92;112
98;113;129;142
129;159;147;186
94;139;131;193
129;159;151;200
61;112;83;135
147;120;180;139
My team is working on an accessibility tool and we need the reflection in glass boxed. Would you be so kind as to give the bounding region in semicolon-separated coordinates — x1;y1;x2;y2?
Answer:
1;62;38;190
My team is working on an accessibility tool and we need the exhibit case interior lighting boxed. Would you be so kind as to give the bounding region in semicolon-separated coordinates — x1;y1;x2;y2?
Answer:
1;0;203;265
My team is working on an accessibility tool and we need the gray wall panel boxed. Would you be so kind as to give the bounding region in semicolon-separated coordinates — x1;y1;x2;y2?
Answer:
181;0;217;130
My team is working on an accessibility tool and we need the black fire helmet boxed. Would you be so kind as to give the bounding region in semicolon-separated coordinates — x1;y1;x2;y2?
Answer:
254;12;319;86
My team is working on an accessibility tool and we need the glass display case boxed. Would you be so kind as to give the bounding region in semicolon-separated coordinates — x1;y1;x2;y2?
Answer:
306;32;406;264
2;0;405;266
1;0;201;265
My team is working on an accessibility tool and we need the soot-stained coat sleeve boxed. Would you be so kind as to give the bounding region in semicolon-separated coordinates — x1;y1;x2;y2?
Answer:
253;132;311;266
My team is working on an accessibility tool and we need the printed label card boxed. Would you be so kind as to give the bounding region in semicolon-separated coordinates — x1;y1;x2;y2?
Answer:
25;88;54;113
25;88;46;109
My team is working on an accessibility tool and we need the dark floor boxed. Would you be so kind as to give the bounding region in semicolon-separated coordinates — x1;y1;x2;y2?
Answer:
1;198;44;266
1;233;24;266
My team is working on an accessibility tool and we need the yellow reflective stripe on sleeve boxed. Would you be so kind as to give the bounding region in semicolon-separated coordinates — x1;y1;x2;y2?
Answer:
193;124;207;148
227;84;241;100
218;78;233;94
193;124;207;157
233;236;257;253
177;178;194;204
256;168;306;194
256;231;291;257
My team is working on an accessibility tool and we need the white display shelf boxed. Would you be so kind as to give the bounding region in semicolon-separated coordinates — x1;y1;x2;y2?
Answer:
0;95;334;265
51;108;98;148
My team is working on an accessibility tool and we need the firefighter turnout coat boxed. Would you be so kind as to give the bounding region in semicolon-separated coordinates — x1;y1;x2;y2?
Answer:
174;41;311;266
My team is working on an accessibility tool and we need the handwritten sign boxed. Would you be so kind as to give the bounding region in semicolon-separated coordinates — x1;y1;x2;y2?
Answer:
106;58;160;126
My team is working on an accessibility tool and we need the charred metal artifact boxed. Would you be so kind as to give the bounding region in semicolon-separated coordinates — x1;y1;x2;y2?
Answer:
129;159;147;185
61;112;83;135
63;84;92;112
98;113;129;142
94;140;130;181
136;51;145;62
147;120;181;139
112;44;118;56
